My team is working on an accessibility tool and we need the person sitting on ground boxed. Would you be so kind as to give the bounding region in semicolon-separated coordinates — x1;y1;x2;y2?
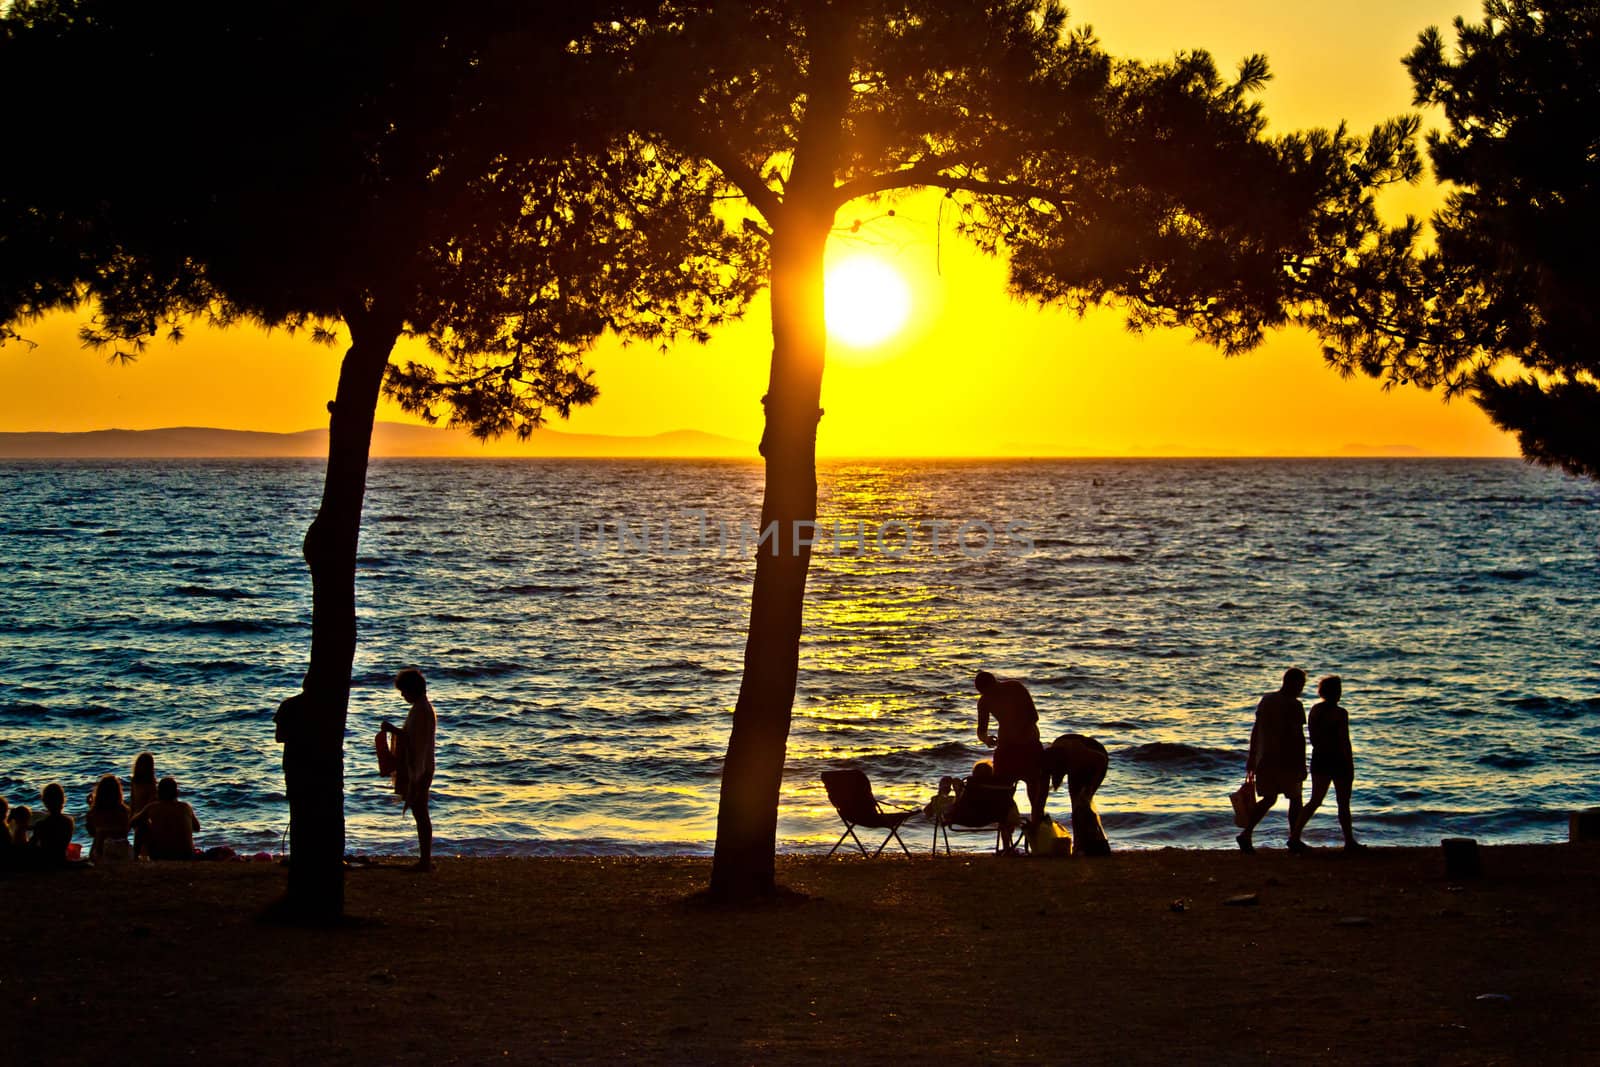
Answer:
1294;675;1364;850
86;774;133;863
929;760;1023;849
131;777;200;860
380;668;437;871
1043;734;1111;856
30;783;75;866
7;803;32;845
3;801;36;871
128;752;158;857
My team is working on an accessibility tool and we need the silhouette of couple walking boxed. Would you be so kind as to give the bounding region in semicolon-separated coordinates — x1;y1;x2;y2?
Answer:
1237;668;1362;853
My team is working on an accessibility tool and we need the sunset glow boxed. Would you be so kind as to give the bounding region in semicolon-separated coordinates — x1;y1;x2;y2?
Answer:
825;256;912;348
0;0;1519;460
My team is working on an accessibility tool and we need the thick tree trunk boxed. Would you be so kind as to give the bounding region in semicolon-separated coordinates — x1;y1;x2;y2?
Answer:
707;8;855;903
708;210;832;901
282;307;400;921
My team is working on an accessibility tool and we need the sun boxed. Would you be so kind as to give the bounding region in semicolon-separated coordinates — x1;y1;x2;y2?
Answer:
825;256;912;348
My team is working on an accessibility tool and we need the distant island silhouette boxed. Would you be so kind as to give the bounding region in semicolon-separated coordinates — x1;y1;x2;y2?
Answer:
0;422;755;459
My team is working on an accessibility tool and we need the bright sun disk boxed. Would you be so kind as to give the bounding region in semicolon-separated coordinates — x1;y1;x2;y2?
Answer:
825;256;912;347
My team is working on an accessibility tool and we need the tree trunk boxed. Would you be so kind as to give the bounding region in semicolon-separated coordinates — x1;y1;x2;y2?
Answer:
282;307;400;921
708;208;832;901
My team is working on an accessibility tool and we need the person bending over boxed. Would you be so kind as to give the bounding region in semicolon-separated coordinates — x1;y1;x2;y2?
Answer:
1044;734;1111;856
131;777;201;860
381;668;437;871
973;670;1047;825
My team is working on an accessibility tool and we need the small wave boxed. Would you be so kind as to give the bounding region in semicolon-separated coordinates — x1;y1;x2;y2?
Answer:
174;585;260;600
1117;741;1240;772
500;584;579;596
1484;568;1539;582
1503;695;1599;718
144;547;220;559
182;659;257;675
52;704;126;720
799;741;975;778
637;660;736;677
0;702;51;721
1100;553;1137;564
428;662;532;681
1477;752;1536;770
164;618;289;635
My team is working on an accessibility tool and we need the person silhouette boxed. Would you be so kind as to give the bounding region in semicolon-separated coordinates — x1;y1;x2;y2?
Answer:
929;759;1024;850
6;803;31;847
132;777;201;860
86;774;132;863
1043;733;1111;855
31;783;76;865
973;670;1046;825
1295;676;1363;849
129;752;157;856
380;668;437;871
1237;668;1309;854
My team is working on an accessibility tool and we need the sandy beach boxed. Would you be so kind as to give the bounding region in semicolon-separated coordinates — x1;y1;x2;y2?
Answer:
2;843;1596;1064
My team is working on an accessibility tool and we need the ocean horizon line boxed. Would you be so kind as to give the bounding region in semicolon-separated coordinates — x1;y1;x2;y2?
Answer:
0;422;1525;460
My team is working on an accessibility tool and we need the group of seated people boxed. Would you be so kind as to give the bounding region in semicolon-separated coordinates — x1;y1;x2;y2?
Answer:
1;751;201;870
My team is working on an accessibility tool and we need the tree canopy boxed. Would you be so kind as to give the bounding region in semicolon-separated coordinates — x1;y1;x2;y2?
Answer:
0;0;756;419
0;0;759;917
1321;0;1600;480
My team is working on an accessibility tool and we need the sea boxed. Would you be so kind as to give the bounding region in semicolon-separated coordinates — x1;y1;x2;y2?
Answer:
2;458;1597;856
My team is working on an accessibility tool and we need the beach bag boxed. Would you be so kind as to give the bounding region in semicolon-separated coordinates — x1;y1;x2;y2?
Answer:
1229;779;1255;828
1030;815;1072;857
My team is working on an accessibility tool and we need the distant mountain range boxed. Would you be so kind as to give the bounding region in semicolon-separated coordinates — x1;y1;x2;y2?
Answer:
0;422;756;459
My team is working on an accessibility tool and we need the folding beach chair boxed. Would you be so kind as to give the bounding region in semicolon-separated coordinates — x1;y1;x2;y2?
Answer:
931;781;1027;856
820;769;919;857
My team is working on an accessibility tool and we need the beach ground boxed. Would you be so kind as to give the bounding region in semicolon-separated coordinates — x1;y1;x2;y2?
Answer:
2;843;1595;1064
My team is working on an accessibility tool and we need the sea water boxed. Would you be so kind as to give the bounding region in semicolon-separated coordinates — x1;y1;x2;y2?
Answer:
1;458;1596;855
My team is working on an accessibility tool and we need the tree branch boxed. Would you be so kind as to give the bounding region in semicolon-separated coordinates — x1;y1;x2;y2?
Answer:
831;161;1069;212
660;124;784;224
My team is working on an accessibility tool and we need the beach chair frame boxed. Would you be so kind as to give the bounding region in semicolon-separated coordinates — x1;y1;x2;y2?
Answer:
820;769;918;858
930;782;1028;856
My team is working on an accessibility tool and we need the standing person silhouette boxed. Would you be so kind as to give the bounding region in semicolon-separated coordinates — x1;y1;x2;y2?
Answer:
1295;675;1364;849
973;670;1047;825
380;668;437;871
1238;668;1309;854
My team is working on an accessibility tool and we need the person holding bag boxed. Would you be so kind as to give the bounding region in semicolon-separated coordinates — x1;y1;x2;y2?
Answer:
1235;668;1309;854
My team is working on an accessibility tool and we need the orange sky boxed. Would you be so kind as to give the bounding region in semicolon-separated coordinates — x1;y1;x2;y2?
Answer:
0;0;1515;458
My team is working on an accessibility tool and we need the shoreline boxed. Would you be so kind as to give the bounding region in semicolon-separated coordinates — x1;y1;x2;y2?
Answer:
4;843;1596;1063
